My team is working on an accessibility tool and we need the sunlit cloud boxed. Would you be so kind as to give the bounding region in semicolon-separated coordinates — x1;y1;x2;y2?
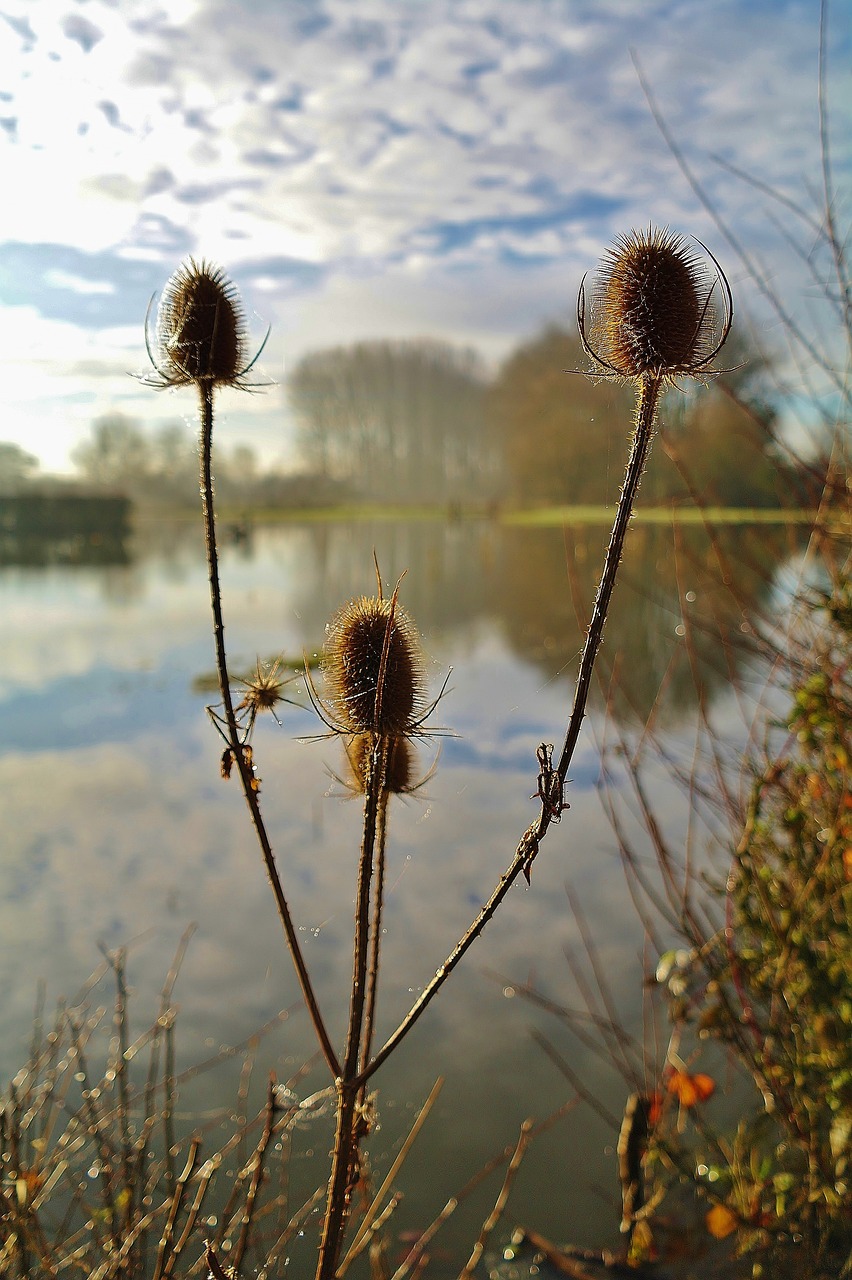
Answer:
43;268;116;294
0;0;848;471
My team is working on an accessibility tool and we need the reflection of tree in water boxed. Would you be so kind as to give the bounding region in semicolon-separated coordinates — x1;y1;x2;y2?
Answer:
98;521;207;605
96;515;802;726
0;530;132;571
493;521;800;723
286;520;502;655
276;517;801;727
220;518;800;726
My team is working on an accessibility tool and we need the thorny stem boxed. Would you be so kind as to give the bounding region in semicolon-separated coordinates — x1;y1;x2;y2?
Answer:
317;1084;359;1280
361;791;390;1071
556;376;661;780
359;376;661;1086
198;384;340;1080
347;739;385;1073
317;736;387;1280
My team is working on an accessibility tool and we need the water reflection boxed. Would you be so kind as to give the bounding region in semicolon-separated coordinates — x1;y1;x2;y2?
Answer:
495;520;799;721
177;515;792;722
0;528;131;567
0;516;791;1268
13;516;794;726
0;492;132;566
287;520;500;652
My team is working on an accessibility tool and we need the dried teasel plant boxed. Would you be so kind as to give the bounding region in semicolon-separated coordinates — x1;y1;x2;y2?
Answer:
309;570;450;1279
343;733;437;798
545;227;734;831
142;261;341;1083
578;226;732;384
346;732;415;794
143;258;268;391
210;656;301;745
207;656;301;788
136;234;735;1280
306;566;447;742
319;593;425;736
235;657;293;732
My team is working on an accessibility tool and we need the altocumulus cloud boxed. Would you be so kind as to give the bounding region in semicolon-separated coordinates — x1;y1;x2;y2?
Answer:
0;0;847;470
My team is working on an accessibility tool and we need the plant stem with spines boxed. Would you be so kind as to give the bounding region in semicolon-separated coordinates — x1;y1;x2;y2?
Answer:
198;383;340;1080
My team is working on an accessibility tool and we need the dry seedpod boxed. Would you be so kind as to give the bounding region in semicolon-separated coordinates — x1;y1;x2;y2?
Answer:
319;592;426;737
578;227;732;383
144;258;267;390
345;734;416;795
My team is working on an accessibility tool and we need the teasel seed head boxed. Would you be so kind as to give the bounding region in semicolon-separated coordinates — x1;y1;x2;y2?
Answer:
578;227;732;383
320;593;426;737
234;656;296;729
346;734;416;796
242;675;282;716
144;258;266;390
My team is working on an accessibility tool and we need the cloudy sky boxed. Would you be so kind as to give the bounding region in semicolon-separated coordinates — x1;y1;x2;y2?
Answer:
1;0;848;474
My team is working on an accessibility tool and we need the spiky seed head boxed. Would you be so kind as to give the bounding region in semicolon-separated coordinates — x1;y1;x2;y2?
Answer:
346;734;415;795
584;228;724;380
239;662;286;716
154;259;247;387
322;595;424;736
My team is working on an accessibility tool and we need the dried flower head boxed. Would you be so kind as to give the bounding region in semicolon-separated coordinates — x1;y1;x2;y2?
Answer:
234;657;295;733
206;657;298;752
578;228;732;382
345;734;416;795
144;258;267;390
318;593;426;737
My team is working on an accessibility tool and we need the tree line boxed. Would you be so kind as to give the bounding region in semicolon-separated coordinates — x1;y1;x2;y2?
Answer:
3;326;827;510
289;339;496;504
288;328;810;508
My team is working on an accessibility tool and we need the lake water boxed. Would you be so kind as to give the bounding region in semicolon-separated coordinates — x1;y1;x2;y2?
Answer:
0;512;796;1274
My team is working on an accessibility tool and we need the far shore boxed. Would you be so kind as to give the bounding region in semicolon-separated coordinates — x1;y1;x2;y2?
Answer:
130;502;836;529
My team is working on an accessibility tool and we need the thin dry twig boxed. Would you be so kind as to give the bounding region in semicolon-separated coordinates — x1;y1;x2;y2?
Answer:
152;1138;202;1280
338;1077;444;1276
458;1118;534;1280
389;1101;577;1280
